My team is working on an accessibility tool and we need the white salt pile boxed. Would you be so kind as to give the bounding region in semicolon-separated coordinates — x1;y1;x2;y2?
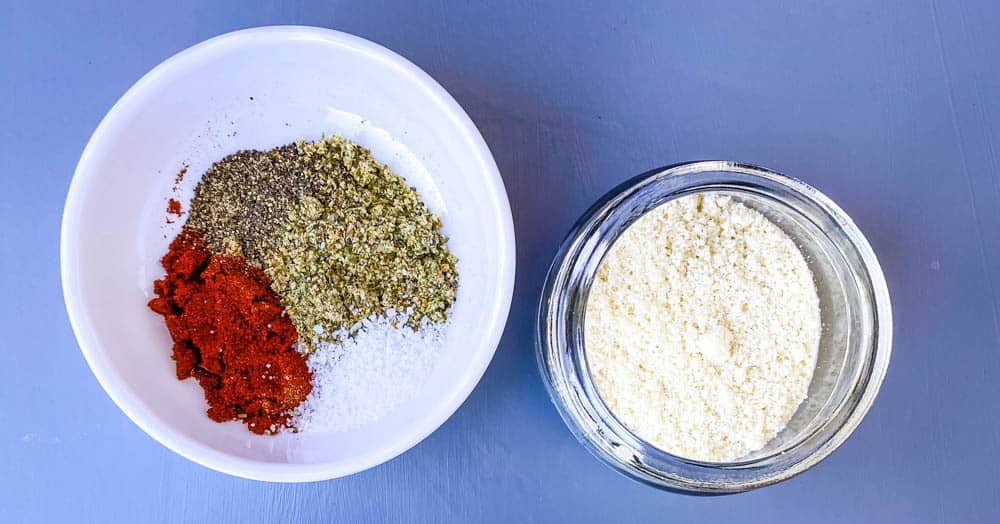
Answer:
292;310;446;432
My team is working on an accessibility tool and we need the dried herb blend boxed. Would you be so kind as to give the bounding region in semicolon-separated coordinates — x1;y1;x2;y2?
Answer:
185;136;458;348
265;138;458;346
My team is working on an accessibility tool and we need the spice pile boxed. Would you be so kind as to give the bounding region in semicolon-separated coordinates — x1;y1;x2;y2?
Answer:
585;193;820;461
149;136;458;435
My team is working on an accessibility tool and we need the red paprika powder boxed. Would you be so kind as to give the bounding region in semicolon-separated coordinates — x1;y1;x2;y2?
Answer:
148;227;312;434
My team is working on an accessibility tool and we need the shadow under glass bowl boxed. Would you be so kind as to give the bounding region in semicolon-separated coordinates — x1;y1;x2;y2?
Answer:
536;161;892;493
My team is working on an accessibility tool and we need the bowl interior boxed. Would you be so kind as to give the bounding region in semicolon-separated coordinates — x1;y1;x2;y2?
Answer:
63;27;513;481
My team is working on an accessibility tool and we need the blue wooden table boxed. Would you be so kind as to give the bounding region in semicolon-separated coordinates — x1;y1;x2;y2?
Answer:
3;1;999;522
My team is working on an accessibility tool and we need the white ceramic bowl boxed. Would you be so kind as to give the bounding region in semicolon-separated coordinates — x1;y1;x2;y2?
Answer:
61;26;515;482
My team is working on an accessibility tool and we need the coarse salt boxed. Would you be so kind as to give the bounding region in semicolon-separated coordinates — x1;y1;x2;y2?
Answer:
292;310;446;433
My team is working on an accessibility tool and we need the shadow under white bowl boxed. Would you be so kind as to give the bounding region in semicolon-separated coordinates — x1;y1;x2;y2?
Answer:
61;26;515;482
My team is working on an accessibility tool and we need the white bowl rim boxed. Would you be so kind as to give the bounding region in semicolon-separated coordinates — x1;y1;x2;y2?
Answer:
60;25;516;482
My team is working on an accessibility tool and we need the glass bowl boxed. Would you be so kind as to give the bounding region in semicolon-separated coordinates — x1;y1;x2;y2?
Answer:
536;161;892;493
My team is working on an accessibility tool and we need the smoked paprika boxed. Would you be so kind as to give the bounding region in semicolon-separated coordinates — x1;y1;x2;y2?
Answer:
148;227;311;434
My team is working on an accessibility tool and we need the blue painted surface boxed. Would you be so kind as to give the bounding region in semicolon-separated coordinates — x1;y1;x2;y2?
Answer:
2;1;999;522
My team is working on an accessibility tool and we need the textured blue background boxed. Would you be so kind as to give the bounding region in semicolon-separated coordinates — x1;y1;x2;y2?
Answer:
2;1;999;522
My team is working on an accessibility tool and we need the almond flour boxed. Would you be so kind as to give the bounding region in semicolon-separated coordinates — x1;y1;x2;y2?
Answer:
585;193;821;462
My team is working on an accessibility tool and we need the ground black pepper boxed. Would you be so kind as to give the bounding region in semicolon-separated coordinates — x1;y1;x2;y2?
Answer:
186;144;318;266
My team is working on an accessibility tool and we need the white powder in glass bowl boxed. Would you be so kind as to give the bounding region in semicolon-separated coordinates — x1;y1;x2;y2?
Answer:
585;193;821;462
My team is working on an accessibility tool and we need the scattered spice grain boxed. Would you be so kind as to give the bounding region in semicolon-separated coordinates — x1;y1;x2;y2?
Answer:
166;198;182;216
173;165;188;189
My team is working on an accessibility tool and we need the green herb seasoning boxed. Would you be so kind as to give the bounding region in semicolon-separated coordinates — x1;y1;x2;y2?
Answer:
266;137;458;347
185;136;458;349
